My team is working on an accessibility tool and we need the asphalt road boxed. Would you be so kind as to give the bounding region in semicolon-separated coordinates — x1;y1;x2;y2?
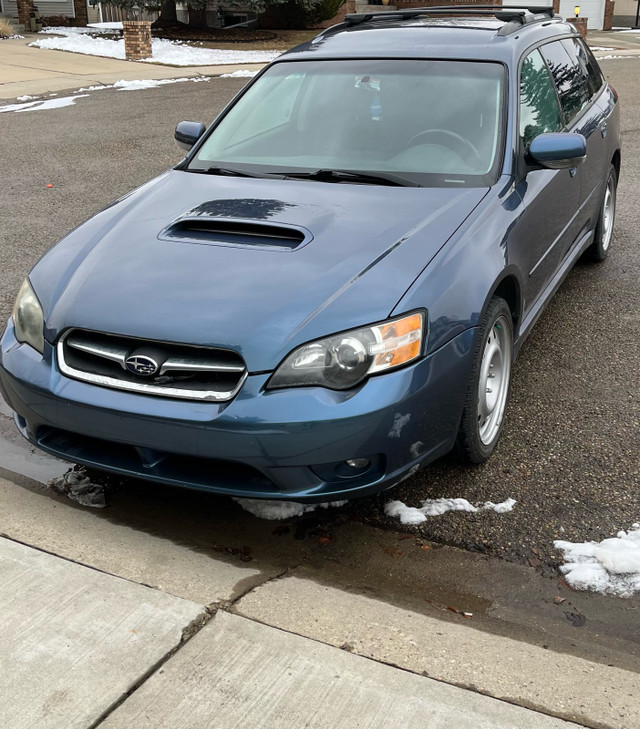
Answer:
0;62;638;574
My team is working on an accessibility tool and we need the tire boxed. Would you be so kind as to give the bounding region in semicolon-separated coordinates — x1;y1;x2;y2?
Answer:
584;164;617;262
454;296;513;464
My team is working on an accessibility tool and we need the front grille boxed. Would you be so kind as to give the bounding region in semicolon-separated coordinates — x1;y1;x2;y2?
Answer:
57;330;247;401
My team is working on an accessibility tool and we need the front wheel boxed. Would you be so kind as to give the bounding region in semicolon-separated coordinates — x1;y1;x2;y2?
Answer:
454;296;513;464
584;164;617;262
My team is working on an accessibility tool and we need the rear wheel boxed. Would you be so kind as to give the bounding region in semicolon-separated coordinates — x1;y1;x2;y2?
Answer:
584;164;617;262
454;296;513;464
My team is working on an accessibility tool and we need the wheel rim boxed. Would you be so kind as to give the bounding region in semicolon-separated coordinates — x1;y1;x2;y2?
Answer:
477;315;512;446
601;175;616;252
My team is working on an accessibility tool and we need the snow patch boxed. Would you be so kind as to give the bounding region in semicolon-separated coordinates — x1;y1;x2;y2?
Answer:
590;46;615;50
385;497;516;525
233;498;347;520
40;23;121;35
16;94;35;101
221;69;260;78
0;94;88;113
30;30;279;67
554;523;640;597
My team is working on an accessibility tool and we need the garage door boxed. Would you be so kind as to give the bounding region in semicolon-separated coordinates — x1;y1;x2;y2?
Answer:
559;0;605;29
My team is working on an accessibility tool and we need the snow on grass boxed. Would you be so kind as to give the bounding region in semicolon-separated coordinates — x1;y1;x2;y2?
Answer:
31;30;280;66
16;94;35;101
221;69;260;78
385;497;516;525
40;23;122;34
0;94;88;113
233;498;348;520
77;76;209;92
590;46;615;51
597;55;638;60
554;523;640;597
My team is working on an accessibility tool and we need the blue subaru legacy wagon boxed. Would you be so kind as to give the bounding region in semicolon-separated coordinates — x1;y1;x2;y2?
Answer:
0;6;620;501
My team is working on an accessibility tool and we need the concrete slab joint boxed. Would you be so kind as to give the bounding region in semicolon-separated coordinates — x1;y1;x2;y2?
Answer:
123;21;152;61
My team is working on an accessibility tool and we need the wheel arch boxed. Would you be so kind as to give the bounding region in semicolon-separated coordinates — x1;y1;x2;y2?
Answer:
611;149;621;181
480;272;522;343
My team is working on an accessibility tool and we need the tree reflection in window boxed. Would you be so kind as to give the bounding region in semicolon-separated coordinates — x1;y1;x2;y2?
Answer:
519;50;563;149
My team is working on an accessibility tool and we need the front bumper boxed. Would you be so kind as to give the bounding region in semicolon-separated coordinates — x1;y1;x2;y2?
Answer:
0;322;475;501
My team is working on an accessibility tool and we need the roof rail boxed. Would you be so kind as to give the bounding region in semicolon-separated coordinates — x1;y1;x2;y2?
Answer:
342;5;556;33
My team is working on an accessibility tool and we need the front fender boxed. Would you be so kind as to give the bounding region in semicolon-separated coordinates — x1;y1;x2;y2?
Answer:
392;177;525;354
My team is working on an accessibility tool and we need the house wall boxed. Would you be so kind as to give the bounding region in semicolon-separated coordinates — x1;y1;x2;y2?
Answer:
35;0;76;18
613;0;635;25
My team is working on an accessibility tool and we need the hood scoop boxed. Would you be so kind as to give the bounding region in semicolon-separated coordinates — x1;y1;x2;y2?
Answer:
159;217;311;251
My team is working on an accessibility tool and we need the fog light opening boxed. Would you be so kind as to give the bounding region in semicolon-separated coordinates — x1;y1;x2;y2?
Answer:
345;458;370;470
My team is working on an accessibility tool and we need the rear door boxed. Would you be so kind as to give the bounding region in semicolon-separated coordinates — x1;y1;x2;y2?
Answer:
548;38;609;224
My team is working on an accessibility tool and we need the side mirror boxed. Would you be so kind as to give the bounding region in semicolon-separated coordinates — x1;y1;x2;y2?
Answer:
528;132;587;170
175;121;206;151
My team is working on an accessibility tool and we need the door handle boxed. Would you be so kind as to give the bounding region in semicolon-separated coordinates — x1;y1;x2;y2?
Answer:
600;121;608;138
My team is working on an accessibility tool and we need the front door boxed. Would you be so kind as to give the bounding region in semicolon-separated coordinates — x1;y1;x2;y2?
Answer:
513;47;582;318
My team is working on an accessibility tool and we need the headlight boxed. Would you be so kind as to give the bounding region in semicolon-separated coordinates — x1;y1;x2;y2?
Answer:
268;311;425;391
12;279;44;354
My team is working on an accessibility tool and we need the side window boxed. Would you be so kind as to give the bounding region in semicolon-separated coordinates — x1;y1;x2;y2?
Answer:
566;37;604;98
519;49;563;148
539;41;590;125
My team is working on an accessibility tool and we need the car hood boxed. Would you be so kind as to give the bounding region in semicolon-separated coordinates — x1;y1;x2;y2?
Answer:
37;170;488;371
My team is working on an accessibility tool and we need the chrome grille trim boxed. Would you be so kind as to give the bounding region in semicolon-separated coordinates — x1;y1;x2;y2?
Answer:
57;330;247;402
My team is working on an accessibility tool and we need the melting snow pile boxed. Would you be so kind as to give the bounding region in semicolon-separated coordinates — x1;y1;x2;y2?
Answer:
234;498;347;520
221;70;259;78
30;29;280;66
0;94;88;113
554;524;640;597
385;497;516;525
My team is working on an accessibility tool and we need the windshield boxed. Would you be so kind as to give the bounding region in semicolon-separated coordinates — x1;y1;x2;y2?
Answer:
188;59;506;187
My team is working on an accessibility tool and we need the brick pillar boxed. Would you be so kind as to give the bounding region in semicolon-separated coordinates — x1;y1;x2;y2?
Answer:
603;0;614;30
16;0;34;29
72;0;88;26
552;0;560;13
567;16;587;36
123;20;152;60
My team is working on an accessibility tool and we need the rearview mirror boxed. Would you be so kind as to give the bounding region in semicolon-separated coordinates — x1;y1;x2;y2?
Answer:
175;121;206;151
528;133;587;170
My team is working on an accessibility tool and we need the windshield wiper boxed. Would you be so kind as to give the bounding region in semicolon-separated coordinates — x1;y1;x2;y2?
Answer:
196;166;269;179
280;169;420;188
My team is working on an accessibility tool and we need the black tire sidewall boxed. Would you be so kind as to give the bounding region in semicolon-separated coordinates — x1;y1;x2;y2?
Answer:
455;296;514;464
588;164;617;262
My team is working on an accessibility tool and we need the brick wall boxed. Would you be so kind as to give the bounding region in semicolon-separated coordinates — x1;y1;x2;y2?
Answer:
395;0;500;7
123;20;152;60
16;0;33;28
603;0;615;29
72;0;88;27
566;16;587;36
314;0;356;29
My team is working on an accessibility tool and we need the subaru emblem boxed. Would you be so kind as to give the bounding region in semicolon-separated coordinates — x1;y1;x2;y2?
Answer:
125;355;159;377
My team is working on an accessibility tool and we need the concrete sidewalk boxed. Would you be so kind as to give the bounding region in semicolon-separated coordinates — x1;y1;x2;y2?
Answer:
0;35;266;100
0;531;581;729
2;473;640;729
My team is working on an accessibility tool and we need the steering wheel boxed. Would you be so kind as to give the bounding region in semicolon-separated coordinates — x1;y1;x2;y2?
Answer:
407;128;483;167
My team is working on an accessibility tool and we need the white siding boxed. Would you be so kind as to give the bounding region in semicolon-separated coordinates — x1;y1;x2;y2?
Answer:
1;0;18;19
87;1;100;23
559;0;605;29
36;0;76;18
